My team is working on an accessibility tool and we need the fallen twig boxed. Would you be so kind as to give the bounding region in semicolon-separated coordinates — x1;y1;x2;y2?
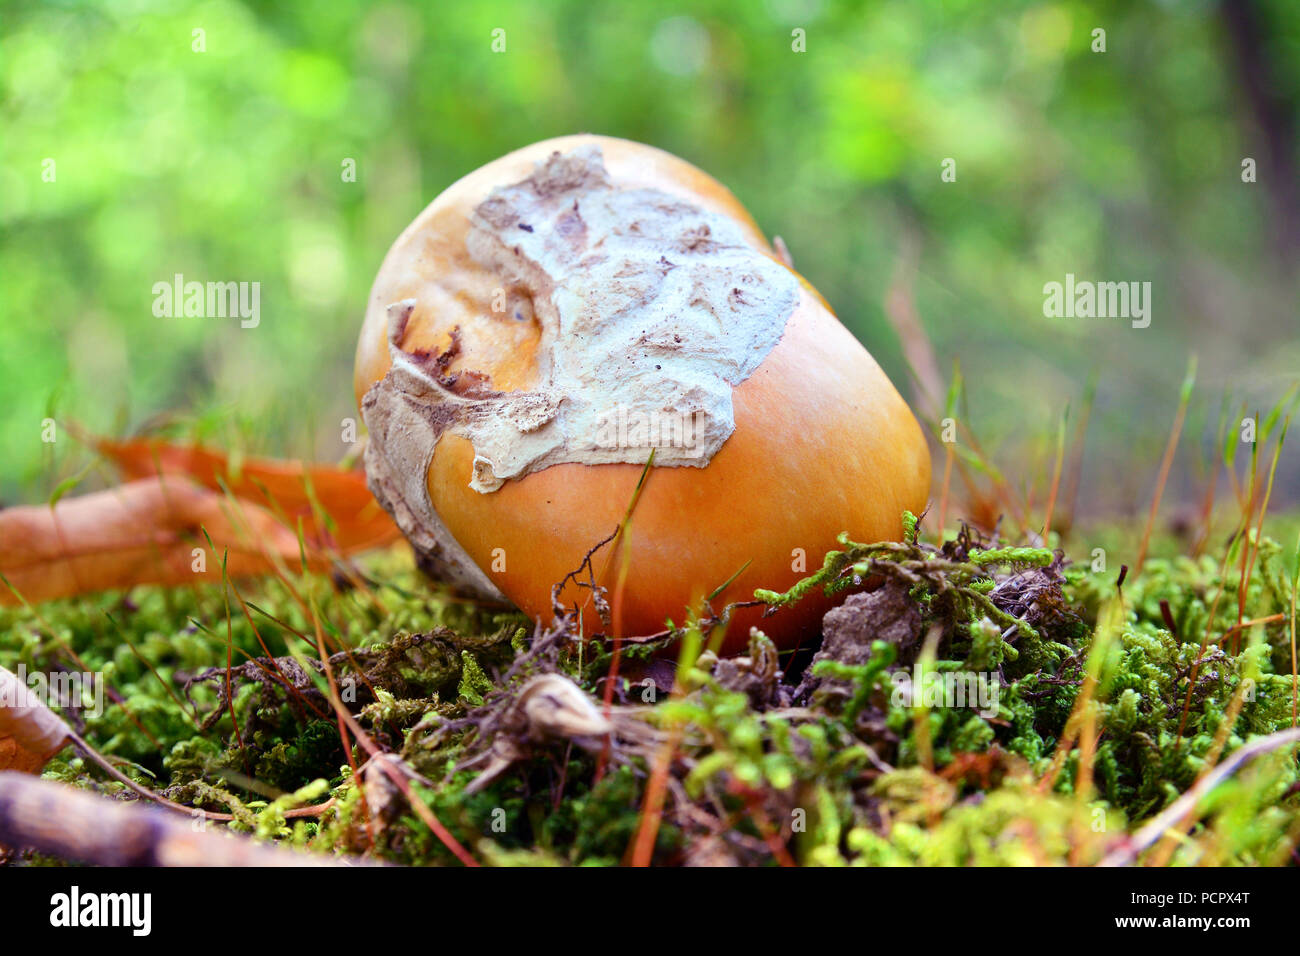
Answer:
1097;727;1300;867
0;772;360;867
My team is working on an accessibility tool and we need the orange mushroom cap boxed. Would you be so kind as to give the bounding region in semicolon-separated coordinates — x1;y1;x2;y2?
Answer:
355;134;930;654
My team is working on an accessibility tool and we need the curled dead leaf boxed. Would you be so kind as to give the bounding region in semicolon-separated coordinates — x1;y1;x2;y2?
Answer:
0;478;311;605
0;665;72;773
94;437;399;554
0;436;402;606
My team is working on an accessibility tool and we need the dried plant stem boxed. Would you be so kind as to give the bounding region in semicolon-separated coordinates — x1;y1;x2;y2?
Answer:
1135;357;1196;576
1192;394;1232;558
630;724;684;867
1292;568;1298;728
595;453;655;784
1099;728;1300;867
1212;613;1285;645
936;441;954;544
1233;420;1261;652
1149;674;1253;866
1060;370;1097;533
1042;408;1067;540
1237;418;1287;653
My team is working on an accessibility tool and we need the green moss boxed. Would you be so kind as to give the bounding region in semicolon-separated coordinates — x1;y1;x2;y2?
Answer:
3;512;1299;866
456;651;492;707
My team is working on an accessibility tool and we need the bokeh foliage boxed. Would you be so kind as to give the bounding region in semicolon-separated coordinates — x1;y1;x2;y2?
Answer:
2;0;1297;506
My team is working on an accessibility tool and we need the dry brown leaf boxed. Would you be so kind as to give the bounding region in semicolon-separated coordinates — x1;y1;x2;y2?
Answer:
94;436;399;554
0;665;72;773
2;477;346;606
0;436;404;606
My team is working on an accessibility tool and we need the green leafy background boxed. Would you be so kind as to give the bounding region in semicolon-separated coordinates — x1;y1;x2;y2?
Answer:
2;0;1297;508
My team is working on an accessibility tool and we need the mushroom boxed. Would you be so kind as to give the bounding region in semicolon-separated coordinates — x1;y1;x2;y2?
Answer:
355;135;930;653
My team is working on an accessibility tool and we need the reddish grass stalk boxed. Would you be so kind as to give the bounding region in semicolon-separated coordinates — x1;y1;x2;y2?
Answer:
1042;410;1067;540
1291;564;1298;728
1134;357;1196;577
1234;432;1261;655
959;421;1027;532
1226;421;1245;512
1076;716;1098;804
594;454;655;783
1238;419;1287;653
731;781;797;867
311;602;478;867
1100;727;1300;867
592;586;626;785
1191;470;1220;559
227;576;327;721
219;562;246;756
1150;668;1254;867
236;555;378;851
629;725;684;867
1069;720;1104;867
1192;395;1232;558
936;441;954;543
1212;613;1286;644
1060;371;1097;534
115;629;203;730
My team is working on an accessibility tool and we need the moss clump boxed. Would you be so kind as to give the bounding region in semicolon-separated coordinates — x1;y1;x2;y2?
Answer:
2;511;1299;866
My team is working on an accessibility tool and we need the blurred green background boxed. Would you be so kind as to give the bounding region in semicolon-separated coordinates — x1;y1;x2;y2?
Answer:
2;0;1297;515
